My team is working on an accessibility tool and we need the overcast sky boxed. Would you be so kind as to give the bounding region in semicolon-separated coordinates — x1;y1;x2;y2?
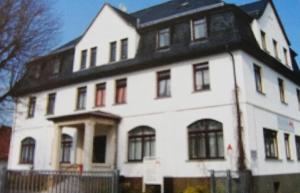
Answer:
52;0;300;63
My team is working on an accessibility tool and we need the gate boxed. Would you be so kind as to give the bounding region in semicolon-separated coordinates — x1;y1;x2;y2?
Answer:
2;170;119;193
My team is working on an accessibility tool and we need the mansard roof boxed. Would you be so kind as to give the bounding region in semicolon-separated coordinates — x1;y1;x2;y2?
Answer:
10;0;299;96
131;0;223;25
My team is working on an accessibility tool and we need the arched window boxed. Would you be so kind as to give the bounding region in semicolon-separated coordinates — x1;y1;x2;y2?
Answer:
61;134;73;163
128;126;155;162
20;137;35;164
188;119;224;160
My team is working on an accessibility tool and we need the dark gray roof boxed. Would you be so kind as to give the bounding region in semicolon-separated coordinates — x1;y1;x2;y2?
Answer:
50;36;82;55
239;0;267;18
131;0;222;24
109;5;137;26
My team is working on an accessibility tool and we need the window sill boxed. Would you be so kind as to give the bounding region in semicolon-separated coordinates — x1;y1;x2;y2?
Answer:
186;158;225;162
93;105;105;109
113;102;127;106
157;47;170;52
19;163;33;166
126;160;143;164
193;88;211;93
265;158;282;162
190;38;208;45
155;96;171;100
287;159;294;162
257;90;266;96
281;101;288;106
74;108;86;112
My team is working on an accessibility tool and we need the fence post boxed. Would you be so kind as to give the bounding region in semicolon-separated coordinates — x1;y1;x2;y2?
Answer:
0;167;7;193
113;170;120;193
210;170;216;193
226;170;232;193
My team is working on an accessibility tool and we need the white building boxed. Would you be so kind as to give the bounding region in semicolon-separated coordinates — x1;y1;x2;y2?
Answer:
8;0;300;193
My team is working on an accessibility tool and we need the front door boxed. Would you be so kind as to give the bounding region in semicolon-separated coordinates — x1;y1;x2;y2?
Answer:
93;136;107;163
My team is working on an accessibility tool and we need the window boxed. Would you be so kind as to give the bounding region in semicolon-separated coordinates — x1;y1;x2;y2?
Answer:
110;41;117;62
284;134;291;160
158;28;170;49
120;38;128;60
34;65;42;79
192;18;207;41
193;63;210;91
128;126;156;162
80;50;87;70
188;119;224;160
295;136;300;160
157;70;171;98
46;93;56;115
95;83;106;107
76;87;87;110
261;30;267;51
53;59;61;75
278;78;286;103
93;136;107;163
61;134;72;163
90;47;97;67
283;48;289;65
115;79;127;104
273;39;279;59
263;129;278;159
297;89;300;110
20;137;35;164
254;64;263;93
27;97;36;118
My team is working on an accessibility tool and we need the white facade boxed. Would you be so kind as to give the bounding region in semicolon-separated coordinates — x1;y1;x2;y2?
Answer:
8;0;300;186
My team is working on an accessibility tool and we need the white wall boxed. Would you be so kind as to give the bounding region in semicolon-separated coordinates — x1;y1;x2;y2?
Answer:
9;52;243;176
73;5;139;71
251;3;292;69
239;51;300;176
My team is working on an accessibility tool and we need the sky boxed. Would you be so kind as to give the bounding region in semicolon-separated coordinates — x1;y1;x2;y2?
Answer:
52;0;300;63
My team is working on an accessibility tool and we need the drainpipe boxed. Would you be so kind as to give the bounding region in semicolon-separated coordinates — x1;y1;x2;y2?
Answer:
226;46;246;171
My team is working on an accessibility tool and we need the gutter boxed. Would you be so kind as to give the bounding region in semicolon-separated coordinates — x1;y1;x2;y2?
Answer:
226;46;247;171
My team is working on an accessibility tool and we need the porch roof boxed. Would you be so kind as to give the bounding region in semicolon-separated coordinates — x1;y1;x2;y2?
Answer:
47;111;121;123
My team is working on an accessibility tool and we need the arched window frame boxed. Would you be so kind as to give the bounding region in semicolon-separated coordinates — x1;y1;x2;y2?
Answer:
20;137;36;164
60;134;73;164
188;119;224;160
128;126;156;162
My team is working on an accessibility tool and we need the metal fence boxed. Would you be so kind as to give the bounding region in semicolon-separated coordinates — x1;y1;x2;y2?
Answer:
1;170;119;193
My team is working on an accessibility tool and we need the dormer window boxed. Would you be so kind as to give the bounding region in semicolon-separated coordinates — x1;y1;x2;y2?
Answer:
53;59;61;75
110;41;117;62
80;50;87;70
90;47;97;67
191;18;207;41
120;38;128;60
158;28;170;49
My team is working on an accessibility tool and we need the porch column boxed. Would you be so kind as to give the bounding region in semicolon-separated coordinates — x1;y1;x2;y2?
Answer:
83;121;95;171
52;125;62;170
111;125;118;169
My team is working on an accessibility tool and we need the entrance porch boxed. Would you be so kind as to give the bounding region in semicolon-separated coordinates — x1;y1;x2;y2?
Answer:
47;111;121;172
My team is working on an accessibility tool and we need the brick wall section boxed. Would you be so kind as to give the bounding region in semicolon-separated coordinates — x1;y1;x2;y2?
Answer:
0;126;11;161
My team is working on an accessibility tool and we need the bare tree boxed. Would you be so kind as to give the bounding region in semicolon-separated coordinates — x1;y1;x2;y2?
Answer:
0;0;59;125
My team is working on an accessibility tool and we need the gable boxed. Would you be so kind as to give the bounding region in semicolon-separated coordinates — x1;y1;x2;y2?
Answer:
257;1;290;46
73;4;139;71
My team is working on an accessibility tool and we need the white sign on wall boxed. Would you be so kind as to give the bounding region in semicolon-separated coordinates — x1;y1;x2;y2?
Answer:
143;157;162;185
277;116;295;133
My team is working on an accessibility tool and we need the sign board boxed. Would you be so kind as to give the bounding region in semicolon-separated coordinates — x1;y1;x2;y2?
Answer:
143;157;162;185
277;116;295;133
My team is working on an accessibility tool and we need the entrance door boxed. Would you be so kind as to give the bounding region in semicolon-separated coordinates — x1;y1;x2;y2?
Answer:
93;136;107;163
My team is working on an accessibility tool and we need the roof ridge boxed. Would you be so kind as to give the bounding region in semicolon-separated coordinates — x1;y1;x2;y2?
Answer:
130;0;172;15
